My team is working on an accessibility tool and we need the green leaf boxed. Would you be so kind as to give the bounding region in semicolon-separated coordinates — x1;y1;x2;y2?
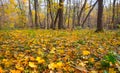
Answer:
104;53;116;64
104;70;108;73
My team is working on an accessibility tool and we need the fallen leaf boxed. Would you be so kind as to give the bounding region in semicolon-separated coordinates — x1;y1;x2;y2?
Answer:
29;62;37;68
83;50;90;56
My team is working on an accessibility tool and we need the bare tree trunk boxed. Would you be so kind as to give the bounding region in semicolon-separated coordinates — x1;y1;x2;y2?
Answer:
34;0;39;28
96;0;104;32
81;1;97;28
64;0;68;28
87;0;93;28
67;0;72;29
28;0;33;28
108;0;112;29
47;0;49;29
77;0;87;26
0;0;4;29
112;0;117;29
58;0;64;29
53;10;59;29
116;1;119;24
48;0;54;29
65;0;69;28
72;1;76;29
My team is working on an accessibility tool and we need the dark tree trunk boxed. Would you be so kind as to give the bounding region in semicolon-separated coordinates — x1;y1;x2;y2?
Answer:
34;0;39;28
53;10;59;30
96;0;104;32
112;0;116;29
116;2;119;25
58;0;64;29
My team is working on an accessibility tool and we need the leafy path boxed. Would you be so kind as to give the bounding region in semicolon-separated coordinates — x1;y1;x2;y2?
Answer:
0;30;120;73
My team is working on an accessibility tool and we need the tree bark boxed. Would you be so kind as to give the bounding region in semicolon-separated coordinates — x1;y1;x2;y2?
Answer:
34;0;39;28
58;0;64;29
72;1;76;29
81;1;97;28
112;0;116;29
53;10;59;30
77;0;87;26
0;0;4;29
28;0;33;28
96;0;104;32
48;0;54;29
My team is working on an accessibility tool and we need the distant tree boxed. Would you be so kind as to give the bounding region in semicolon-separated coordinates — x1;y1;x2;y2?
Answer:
72;0;76;29
78;0;87;26
0;0;4;29
48;0;55;29
0;0;120;30
81;1;97;28
96;0;104;32
28;0;33;28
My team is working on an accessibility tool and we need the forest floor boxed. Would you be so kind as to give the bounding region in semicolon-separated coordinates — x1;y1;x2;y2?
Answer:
0;29;120;73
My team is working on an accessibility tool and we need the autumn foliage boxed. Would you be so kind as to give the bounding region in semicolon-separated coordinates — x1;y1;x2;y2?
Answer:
0;29;120;73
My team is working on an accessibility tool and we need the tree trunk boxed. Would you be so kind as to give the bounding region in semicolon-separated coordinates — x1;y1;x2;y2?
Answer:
53;10;59;30
17;0;26;28
81;1;97;28
48;0;54;29
0;0;4;29
34;0;39;28
58;0;64;29
112;0;116;29
77;0;87;26
95;0;104;32
72;1;76;29
28;0;33;28
47;0;49;29
116;1;119;25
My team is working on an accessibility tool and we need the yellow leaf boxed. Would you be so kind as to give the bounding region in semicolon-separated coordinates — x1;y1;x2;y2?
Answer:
109;68;116;73
48;62;56;70
90;70;98;73
57;49;64;54
83;50;90;56
56;62;64;69
2;59;12;67
15;65;24;71
78;62;85;67
37;49;43;55
10;70;21;73
50;50;55;53
89;58;95;62
0;67;3;73
29;62;37;68
50;47;56;54
36;57;45;64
